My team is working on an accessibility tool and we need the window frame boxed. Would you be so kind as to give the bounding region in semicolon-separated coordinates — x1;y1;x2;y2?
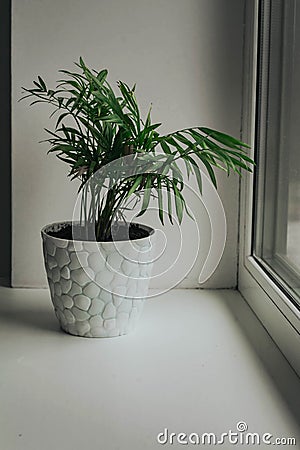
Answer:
238;0;300;376
253;0;300;306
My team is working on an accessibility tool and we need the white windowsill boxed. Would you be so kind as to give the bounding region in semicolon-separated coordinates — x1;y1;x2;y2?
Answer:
0;287;299;449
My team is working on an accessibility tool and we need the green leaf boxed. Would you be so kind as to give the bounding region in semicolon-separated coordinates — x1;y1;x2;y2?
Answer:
160;140;172;155
143;123;161;133
33;81;42;91
126;175;143;198
56;112;69;128
170;161;183;183
199;127;251;149
137;175;152;216
220;148;255;164
97;69;108;84
173;131;194;147
172;182;183;223
79;56;85;68
58;97;64;108
190;159;202;195
118;81;139;115
166;180;173;224
145;105;152;128
183;201;194;221
29;99;44;106
101;114;125;125
157;178;164;225
200;155;217;188
44;128;60;139
161;155;174;176
57;155;76;164
37;76;47;91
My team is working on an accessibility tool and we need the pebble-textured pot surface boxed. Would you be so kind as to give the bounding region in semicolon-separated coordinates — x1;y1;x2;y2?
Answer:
41;222;155;338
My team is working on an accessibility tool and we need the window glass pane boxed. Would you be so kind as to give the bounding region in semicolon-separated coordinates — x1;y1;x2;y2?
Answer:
254;0;300;305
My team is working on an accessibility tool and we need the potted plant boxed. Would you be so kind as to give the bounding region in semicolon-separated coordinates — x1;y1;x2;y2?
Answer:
21;58;254;338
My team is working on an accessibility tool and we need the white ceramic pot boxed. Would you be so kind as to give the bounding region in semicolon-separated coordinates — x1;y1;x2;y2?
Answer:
41;221;155;338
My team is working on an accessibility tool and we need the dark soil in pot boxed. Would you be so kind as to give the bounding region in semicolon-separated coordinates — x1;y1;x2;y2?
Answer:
47;222;152;242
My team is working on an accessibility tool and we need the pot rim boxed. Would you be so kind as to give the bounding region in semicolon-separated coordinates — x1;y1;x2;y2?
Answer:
41;220;155;245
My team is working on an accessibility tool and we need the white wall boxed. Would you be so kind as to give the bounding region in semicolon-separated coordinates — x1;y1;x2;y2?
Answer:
12;0;245;288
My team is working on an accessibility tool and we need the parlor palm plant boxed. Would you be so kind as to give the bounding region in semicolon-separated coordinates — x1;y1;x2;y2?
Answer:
21;57;254;242
21;58;255;338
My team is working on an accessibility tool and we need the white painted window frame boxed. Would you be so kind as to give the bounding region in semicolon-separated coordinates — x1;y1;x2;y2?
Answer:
238;0;300;376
